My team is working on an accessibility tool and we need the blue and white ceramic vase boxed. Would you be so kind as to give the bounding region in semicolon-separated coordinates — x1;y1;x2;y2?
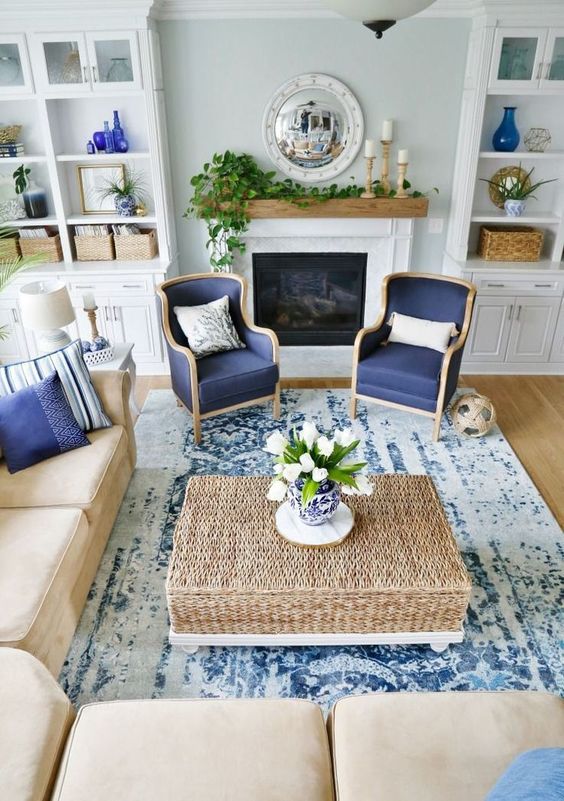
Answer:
115;195;136;216
288;479;340;526
504;199;526;217
493;106;520;152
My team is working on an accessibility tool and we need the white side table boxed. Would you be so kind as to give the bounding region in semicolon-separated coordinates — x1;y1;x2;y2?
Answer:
87;342;140;416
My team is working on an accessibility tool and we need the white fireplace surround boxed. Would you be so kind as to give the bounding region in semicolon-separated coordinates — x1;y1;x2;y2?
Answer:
234;217;415;377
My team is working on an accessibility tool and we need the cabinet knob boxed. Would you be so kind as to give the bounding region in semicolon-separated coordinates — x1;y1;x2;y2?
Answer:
113;306;119;321
544;61;552;80
516;305;522;321
508;304;513;321
92;65;98;82
83;65;88;83
12;308;19;324
536;61;544;80
104;306;110;322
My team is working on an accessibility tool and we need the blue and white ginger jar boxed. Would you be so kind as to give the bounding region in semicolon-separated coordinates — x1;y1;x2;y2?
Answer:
115;194;136;216
288;478;340;526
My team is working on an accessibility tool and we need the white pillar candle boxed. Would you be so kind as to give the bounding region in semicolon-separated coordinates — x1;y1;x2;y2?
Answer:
398;148;409;163
364;139;377;158
83;292;96;310
382;119;393;141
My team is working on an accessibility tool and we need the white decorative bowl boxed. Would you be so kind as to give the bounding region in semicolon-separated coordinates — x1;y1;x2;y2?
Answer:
84;346;114;366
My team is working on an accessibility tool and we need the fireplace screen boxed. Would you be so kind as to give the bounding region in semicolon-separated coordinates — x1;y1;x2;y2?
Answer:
253;253;367;345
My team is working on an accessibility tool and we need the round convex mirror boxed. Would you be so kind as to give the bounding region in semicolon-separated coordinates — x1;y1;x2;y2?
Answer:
262;73;364;184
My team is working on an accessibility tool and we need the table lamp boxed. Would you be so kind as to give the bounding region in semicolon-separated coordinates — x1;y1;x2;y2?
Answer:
19;279;75;354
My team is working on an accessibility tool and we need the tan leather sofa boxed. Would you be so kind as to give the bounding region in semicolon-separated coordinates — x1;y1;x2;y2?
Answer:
2;648;563;801
0;371;136;677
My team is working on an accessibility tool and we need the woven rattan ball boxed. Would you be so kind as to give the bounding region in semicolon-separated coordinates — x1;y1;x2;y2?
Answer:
452;393;497;438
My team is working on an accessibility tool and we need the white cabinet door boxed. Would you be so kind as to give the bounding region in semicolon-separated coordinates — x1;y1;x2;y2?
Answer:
32;33;91;93
0;35;34;95
85;32;142;92
109;295;162;363
489;28;547;90
465;296;514;362
0;300;29;364
540;28;564;88
550;301;564;363
506;296;560;363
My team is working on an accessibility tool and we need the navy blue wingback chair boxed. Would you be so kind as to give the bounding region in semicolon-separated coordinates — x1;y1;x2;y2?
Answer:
157;274;280;444
351;272;476;441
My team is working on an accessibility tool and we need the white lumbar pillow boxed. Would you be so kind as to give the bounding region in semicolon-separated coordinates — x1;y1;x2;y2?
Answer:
174;295;246;359
387;312;459;354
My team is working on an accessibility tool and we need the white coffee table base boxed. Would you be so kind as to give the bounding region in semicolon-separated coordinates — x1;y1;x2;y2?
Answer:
169;628;464;655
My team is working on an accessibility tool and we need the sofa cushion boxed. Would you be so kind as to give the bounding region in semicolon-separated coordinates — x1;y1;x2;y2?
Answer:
197;349;279;405
0;372;89;474
356;342;443;400
0;425;127;511
0;508;89;652
330;691;564;801
51;698;333;801
0;648;75;801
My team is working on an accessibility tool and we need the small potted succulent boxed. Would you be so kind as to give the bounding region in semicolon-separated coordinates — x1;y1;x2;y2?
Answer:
100;166;146;217
481;165;556;217
265;421;372;526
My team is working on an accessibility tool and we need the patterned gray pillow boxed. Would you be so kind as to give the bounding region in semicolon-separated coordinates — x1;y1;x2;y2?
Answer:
174;295;246;359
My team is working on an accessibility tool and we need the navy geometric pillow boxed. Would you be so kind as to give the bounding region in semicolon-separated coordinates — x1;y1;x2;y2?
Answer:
0;371;90;474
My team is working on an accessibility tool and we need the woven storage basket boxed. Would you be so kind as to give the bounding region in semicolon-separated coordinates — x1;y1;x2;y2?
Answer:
0;124;22;144
75;234;115;261
114;228;158;260
84;346;114;366
478;225;544;262
19;233;63;263
0;237;21;260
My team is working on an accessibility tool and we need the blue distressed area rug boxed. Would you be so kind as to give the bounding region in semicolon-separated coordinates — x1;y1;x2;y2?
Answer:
60;389;563;709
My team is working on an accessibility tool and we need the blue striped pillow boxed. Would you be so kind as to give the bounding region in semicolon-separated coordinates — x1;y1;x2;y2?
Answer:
0;339;111;432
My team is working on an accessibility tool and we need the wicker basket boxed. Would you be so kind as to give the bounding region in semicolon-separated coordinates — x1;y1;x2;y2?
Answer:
478;225;544;262
19;233;63;263
114;228;158;261
0;236;21;260
0;124;22;144
75;234;115;261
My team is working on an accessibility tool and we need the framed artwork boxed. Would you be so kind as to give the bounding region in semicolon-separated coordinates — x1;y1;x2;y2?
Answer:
76;163;125;214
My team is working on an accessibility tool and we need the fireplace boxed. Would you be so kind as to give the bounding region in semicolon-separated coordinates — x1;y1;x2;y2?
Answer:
252;252;367;346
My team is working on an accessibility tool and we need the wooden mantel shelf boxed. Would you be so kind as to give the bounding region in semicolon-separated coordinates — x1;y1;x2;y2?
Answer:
246;197;429;219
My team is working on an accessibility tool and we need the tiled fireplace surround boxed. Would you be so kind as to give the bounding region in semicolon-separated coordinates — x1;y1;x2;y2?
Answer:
235;217;415;377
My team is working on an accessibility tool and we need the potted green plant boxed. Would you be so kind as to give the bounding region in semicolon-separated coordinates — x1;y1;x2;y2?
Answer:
481;165;556;217
100;166;146;217
0;227;43;341
13;164;48;219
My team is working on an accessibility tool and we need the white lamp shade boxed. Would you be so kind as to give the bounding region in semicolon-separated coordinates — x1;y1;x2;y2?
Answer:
325;0;435;22
19;280;75;331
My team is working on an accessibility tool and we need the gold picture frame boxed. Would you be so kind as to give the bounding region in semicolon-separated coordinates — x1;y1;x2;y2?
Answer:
76;163;125;214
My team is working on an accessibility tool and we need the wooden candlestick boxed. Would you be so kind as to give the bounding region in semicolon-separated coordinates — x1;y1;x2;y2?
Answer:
380;140;392;193
396;161;409;198
85;307;100;340
361;156;376;199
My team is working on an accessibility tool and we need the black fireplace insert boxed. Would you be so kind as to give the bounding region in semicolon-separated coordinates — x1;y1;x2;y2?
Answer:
252;252;367;346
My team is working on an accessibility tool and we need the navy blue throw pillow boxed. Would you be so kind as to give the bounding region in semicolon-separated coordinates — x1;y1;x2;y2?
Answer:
0;371;90;473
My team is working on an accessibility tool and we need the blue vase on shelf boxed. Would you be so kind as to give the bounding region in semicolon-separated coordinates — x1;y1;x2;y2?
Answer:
115;195;136;216
493;106;520;152
103;121;115;154
112;110;129;153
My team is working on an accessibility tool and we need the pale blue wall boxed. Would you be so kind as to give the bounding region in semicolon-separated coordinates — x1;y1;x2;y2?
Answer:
158;17;470;273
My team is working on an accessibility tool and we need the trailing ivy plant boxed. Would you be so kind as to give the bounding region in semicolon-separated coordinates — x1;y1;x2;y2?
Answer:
185;150;436;272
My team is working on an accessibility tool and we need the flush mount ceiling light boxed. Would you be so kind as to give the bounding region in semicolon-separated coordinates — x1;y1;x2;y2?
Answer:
325;0;436;38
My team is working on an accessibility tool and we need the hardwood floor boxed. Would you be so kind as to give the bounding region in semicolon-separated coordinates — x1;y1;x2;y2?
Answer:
134;374;564;527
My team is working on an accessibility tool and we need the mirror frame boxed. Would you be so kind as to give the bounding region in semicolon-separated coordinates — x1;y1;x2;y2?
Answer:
262;73;364;184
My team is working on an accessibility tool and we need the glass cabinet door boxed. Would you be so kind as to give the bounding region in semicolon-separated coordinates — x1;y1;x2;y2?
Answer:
86;32;141;91
541;30;564;86
490;29;546;89
0;35;33;94
34;34;90;92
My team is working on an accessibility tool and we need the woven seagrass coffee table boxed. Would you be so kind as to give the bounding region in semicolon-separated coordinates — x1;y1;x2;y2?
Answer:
166;475;471;653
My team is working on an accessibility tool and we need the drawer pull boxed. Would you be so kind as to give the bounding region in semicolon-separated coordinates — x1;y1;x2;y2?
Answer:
75;284;94;289
536;61;544;80
104;306;110;322
534;283;552;288
12;308;19;324
516;305;522;322
508;304;513;321
113;306;119;321
487;283;506;287
121;284;143;289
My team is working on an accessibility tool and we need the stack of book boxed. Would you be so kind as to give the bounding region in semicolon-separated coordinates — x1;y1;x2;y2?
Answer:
19;228;49;239
0;142;25;158
75;224;110;237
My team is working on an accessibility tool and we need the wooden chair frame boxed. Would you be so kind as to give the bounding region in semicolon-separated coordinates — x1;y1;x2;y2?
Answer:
350;272;476;442
157;273;280;444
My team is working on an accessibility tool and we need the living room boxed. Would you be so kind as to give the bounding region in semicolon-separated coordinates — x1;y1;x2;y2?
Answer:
0;1;563;799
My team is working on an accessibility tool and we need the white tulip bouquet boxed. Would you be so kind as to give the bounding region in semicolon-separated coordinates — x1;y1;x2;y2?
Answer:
265;421;373;506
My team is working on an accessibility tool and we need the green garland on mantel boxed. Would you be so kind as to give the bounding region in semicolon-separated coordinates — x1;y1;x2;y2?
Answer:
185;150;436;272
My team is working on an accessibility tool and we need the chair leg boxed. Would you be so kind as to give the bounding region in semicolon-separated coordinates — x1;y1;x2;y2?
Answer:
273;383;281;420
432;413;442;442
350;394;358;420
193;413;202;445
